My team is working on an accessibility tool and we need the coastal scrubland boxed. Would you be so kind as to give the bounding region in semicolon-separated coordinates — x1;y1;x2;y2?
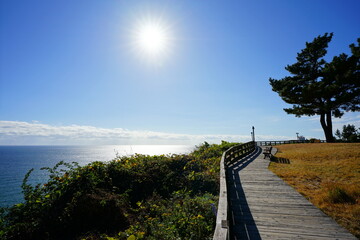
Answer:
0;141;238;240
269;143;360;238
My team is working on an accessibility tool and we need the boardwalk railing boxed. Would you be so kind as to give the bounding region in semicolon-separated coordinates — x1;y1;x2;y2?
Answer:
257;139;326;146
213;141;256;240
213;139;326;239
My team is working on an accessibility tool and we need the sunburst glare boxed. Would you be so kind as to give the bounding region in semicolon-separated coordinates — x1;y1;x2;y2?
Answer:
131;16;173;65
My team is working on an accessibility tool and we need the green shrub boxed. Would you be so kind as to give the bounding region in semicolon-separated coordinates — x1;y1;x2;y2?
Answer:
0;141;238;240
120;191;217;240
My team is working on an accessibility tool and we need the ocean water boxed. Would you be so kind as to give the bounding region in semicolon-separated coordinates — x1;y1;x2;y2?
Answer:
0;145;193;208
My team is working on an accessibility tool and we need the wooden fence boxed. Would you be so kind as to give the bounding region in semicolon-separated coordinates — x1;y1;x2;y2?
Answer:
213;141;256;240
257;139;326;146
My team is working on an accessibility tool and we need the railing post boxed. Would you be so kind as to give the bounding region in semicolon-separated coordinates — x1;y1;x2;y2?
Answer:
252;126;255;143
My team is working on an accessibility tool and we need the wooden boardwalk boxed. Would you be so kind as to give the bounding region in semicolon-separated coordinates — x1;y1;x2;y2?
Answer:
227;146;357;240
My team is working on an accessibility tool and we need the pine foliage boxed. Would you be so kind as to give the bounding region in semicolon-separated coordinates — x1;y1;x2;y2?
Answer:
269;33;360;142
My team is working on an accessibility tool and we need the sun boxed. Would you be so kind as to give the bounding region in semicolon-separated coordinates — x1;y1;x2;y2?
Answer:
137;23;167;55
132;17;172;63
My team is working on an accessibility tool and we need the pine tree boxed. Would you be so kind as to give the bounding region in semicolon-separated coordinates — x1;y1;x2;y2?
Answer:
269;33;360;142
342;124;359;142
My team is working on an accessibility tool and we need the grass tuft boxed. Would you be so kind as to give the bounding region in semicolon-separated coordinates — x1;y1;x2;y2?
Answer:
327;187;355;204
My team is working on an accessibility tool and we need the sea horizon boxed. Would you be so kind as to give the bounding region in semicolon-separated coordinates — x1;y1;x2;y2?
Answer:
0;145;194;208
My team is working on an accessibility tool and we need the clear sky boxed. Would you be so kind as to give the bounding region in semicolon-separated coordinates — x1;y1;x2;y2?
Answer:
1;0;359;145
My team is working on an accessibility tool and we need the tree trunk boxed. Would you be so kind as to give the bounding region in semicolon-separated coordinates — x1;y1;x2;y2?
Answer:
320;112;334;142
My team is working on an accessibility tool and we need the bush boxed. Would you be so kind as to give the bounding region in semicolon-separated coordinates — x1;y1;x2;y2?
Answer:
120;191;217;240
0;141;238;240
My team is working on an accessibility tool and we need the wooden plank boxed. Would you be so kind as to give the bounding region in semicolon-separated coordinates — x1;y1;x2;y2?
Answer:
227;146;357;240
213;152;229;240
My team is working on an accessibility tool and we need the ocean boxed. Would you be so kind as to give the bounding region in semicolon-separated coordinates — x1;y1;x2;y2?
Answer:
0;145;193;208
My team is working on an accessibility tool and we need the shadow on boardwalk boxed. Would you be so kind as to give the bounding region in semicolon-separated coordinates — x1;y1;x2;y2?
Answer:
227;146;262;240
225;146;356;240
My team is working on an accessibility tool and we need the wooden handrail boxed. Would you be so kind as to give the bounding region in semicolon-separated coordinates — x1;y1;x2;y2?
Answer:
212;151;229;240
213;141;256;240
256;140;326;146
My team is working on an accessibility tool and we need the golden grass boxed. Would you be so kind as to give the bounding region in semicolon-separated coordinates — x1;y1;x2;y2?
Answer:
268;143;360;238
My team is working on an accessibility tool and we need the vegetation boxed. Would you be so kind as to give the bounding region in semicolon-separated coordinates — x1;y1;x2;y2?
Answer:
269;143;360;238
335;124;360;142
269;33;360;142
0;141;238;240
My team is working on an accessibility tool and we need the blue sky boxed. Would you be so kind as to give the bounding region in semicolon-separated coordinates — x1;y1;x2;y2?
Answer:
1;0;359;145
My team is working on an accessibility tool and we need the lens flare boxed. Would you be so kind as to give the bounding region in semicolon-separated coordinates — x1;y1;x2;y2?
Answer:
131;16;173;64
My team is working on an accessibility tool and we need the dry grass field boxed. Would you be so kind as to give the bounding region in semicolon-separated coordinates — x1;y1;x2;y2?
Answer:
268;143;360;238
